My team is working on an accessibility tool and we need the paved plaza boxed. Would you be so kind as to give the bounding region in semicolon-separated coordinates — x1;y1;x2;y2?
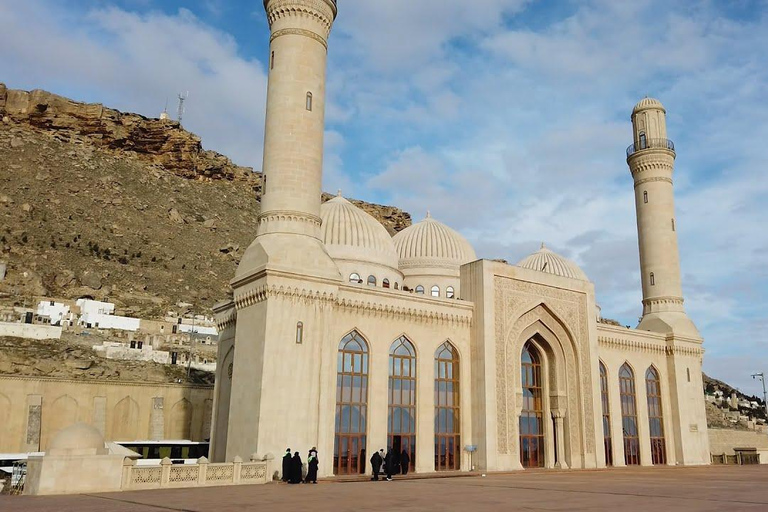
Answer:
5;465;768;511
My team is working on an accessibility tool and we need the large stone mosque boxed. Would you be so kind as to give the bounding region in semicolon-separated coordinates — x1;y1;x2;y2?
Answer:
210;0;710;476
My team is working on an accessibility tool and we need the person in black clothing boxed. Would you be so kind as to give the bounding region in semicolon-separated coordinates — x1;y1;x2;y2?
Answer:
305;451;319;484
289;452;303;484
384;448;394;481
281;448;292;482
400;449;410;476
370;449;383;481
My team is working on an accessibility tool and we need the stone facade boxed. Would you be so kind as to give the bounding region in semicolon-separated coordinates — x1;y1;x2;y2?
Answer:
210;0;710;478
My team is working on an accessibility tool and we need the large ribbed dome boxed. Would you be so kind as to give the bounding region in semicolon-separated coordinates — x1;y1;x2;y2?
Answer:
517;243;589;281
633;97;665;114
393;213;476;269
320;195;400;271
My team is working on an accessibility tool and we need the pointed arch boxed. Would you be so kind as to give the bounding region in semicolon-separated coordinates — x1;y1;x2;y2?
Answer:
389;335;417;473
645;365;667;465
0;393;10;439
435;341;460;471
334;329;369;475
44;395;79;450
619;363;640;465
113;396;140;441
169;398;192;440
520;341;544;468
599;361;612;466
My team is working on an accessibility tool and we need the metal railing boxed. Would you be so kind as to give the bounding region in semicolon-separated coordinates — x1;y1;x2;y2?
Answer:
626;138;675;157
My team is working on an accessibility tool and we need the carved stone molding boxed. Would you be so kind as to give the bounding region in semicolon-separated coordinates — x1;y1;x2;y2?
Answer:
598;335;704;357
257;210;322;229
265;0;336;37
633;176;673;188
271;27;328;50
642;296;685;307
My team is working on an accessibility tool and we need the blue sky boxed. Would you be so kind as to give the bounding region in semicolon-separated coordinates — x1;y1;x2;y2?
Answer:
2;0;767;394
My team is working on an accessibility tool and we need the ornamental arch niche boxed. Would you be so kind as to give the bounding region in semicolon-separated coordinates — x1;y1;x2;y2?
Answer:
112;396;140;441
500;302;592;470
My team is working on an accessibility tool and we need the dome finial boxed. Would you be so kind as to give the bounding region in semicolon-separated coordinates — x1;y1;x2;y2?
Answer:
426;210;431;219
337;189;342;197
540;242;546;250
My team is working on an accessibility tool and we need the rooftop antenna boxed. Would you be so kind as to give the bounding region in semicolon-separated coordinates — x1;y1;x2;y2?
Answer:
177;91;189;125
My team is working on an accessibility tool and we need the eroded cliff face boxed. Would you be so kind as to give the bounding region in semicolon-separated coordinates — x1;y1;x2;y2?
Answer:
0;83;255;182
0;84;411;316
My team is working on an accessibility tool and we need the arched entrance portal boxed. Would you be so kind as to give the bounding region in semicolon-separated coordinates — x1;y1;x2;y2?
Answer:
520;341;544;468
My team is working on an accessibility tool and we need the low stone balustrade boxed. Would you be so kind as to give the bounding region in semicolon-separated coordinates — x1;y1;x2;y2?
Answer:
121;455;271;490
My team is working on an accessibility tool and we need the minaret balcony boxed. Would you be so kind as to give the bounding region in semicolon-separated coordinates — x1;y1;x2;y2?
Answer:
626;138;675;158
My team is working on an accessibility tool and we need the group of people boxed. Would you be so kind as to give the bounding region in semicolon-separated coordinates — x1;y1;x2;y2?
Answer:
370;448;411;481
281;447;319;484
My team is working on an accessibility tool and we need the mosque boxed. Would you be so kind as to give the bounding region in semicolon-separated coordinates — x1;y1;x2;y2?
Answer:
210;0;710;476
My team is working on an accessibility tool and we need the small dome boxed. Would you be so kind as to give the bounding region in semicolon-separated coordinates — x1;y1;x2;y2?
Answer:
49;422;106;454
633;97;665;114
320;194;400;271
517;243;589;281
393;213;476;269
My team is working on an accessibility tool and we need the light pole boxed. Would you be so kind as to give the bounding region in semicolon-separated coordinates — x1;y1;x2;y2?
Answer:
751;372;768;420
186;315;196;380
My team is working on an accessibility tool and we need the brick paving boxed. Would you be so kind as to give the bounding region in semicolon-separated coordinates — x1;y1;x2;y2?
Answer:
4;465;768;511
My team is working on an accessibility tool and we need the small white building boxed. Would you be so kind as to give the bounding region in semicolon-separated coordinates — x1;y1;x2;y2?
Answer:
76;299;140;332
36;301;73;326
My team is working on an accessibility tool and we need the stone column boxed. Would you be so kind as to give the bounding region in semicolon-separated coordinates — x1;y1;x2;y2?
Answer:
552;410;569;469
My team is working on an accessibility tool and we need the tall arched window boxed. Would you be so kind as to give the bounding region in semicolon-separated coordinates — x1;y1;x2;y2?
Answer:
435;342;460;471
431;285;440;298
389;336;416;473
650;273;655;286
415;285;425;294
367;275;377;286
383;278;390;289
639;132;647;149
520;342;544;468
334;331;369;475
349;273;361;284
306;91;313;111
646;367;667;465
619;364;640;465
599;362;612;466
446;286;455;299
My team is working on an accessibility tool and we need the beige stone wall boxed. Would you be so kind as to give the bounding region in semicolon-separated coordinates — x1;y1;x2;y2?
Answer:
709;428;768;463
0;375;213;453
0;321;61;340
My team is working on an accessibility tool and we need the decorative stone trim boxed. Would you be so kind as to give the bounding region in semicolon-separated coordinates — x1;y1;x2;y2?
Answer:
398;259;461;271
271;27;328;50
0;374;213;390
257;210;322;229
265;0;336;37
634;176;673;188
642;296;685;307
629;159;673;178
122;457;268;490
335;297;472;327
598;336;704;357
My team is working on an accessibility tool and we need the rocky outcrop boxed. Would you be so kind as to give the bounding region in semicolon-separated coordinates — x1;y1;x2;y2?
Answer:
0;83;255;182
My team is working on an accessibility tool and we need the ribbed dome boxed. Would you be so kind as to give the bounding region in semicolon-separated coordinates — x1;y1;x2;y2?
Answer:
517;243;589;281
320;195;400;271
393;213;477;268
633;97;665;114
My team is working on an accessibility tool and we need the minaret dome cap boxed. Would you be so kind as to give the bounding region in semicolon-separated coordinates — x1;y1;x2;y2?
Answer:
632;97;666;115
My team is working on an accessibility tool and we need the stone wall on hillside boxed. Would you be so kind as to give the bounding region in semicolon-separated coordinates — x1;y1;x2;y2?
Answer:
709;428;768;463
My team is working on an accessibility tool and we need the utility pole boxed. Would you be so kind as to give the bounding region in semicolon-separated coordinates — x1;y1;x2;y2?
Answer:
751;372;768;420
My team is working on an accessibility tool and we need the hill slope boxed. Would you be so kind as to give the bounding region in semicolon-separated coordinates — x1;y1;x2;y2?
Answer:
0;84;411;317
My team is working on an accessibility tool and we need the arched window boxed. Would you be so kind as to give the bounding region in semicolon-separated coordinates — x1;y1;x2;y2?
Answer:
389;336;416;473
650;273;655;286
394;283;400;290
296;321;303;344
643;191;648;204
383;279;390;289
435;342;460;471
306;91;313;111
599;362;612;466
520;342;544;468
672;218;675;231
333;331;369;475
349;273;361;284
367;275;376;286
430;285;440;298
446;286;455;299
270;51;275;70
639;132;647;149
620;364;640;465
415;285;425;294
646;367;667;465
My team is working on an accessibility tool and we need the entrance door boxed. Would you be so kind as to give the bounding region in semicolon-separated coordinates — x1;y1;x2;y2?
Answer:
520;342;544;468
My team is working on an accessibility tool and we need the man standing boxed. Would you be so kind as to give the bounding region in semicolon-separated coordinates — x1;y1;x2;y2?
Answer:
370;449;383;481
385;448;394;481
281;448;292;482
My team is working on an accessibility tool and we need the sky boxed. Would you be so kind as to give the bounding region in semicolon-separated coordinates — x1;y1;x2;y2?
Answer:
1;0;767;395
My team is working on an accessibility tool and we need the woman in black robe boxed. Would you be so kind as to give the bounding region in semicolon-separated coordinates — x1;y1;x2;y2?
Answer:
400;449;410;475
304;452;319;483
281;448;292;482
290;452;303;484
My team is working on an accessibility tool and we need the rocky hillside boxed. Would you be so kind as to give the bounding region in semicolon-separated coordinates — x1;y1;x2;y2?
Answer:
0;84;411;317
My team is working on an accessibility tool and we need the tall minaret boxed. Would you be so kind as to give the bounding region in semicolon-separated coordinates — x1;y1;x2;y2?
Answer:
627;98;699;337
235;0;340;283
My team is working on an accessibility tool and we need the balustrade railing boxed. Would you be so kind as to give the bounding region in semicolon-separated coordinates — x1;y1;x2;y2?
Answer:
122;456;270;490
626;138;675;157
